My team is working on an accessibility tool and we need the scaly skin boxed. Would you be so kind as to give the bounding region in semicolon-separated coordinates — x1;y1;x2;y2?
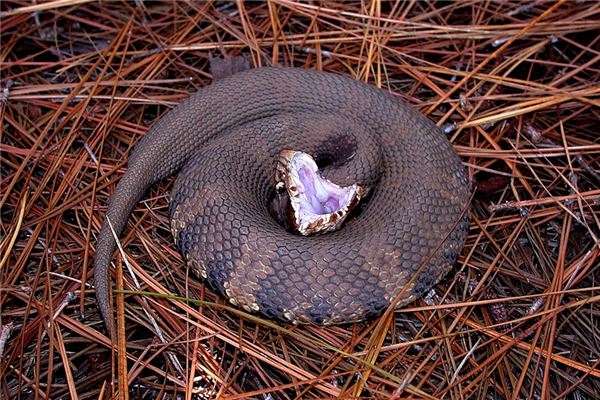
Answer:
94;67;470;332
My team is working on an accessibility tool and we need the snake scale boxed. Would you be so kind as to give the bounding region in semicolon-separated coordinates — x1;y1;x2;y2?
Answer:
94;67;470;330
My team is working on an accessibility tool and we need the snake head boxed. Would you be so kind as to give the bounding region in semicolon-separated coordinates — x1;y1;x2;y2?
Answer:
275;150;363;236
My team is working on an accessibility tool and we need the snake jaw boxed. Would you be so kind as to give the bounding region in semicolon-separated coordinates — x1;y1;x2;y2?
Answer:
275;150;363;236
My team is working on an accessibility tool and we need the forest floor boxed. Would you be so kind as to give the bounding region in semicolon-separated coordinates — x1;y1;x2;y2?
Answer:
1;1;600;399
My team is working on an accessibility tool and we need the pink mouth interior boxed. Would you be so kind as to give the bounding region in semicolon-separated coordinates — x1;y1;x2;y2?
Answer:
281;151;362;235
296;164;354;219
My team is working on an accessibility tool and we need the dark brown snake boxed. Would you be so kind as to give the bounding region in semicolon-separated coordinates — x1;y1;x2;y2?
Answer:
94;67;470;330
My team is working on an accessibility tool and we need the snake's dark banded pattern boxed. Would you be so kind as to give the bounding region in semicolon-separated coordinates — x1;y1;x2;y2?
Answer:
94;67;470;329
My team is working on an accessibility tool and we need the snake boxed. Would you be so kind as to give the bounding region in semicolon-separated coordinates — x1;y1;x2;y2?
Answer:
94;67;470;330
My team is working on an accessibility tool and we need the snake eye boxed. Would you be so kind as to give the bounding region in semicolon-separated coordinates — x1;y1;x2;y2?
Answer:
275;150;363;236
275;181;286;193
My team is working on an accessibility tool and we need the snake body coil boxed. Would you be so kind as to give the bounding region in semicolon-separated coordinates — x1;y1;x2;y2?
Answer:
94;67;470;328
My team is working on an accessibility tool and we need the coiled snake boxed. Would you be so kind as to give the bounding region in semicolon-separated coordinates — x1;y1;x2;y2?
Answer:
94;67;470;330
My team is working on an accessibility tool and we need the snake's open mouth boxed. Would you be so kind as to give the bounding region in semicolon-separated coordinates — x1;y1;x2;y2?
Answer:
275;150;364;236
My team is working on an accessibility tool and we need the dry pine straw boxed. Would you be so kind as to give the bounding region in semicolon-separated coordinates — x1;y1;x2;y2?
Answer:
1;1;600;399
